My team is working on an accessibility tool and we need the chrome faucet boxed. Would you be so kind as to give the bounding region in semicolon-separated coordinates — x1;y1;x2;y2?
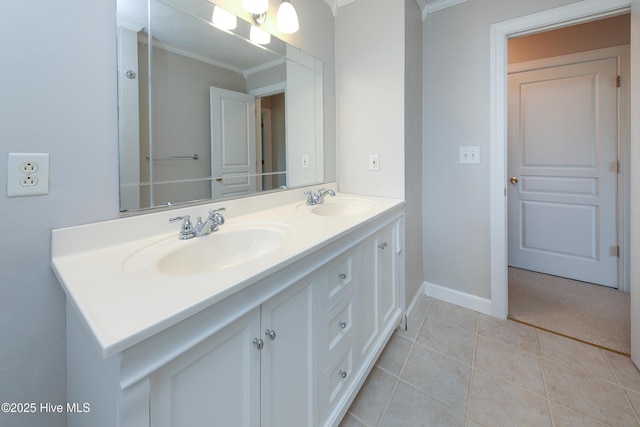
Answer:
170;208;225;240
304;188;335;206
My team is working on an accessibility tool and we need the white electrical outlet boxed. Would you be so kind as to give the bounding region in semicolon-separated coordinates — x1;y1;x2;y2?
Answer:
370;154;380;171
302;155;309;168
459;146;480;164
7;153;50;197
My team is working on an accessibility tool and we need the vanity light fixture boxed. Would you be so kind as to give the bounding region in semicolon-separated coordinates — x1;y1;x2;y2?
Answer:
211;6;237;30
250;25;271;44
243;0;269;25
242;0;299;34
276;0;299;34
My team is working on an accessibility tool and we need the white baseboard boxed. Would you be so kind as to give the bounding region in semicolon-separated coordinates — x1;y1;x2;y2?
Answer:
423;281;491;315
405;282;426;320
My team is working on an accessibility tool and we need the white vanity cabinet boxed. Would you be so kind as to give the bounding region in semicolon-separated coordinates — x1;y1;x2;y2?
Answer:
318;219;402;427
149;274;317;427
62;201;404;427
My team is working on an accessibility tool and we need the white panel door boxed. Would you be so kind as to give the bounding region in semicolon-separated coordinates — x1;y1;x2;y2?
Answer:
210;86;256;198
508;58;618;287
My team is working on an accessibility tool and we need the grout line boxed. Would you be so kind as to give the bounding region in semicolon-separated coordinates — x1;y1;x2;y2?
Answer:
535;329;555;426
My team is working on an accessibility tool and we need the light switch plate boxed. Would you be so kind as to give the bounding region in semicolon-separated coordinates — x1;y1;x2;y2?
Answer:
369;154;380;171
459;146;480;164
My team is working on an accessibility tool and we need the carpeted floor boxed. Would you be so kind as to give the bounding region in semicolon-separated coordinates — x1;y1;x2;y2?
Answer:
508;267;631;355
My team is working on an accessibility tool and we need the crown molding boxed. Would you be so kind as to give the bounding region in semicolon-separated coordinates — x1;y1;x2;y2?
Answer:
420;0;468;20
324;0;468;19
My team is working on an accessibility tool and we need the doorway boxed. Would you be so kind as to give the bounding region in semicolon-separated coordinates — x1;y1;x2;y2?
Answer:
505;20;630;353
488;0;638;366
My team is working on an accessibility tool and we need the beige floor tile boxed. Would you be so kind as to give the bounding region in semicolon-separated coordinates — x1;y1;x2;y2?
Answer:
478;314;538;355
465;418;485;427
397;297;430;342
474;335;546;396
347;366;397;427
379;380;466;427
537;330;616;383
417;317;475;365
467;369;552;427
396;312;426;342
625;389;640;422
549;403;607;426
400;343;471;412
605;351;640;393
376;333;413;376
339;413;367;427
542;358;638;426
428;299;478;332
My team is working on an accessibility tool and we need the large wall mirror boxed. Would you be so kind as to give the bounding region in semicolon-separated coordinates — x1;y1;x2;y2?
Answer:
117;0;324;212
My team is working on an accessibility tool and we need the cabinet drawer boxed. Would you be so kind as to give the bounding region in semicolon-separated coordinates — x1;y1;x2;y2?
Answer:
320;345;354;423
319;250;355;313
321;295;354;364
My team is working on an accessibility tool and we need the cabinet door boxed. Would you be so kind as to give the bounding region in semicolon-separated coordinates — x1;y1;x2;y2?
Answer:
150;308;261;427
358;234;379;360
378;222;397;330
261;273;317;427
358;222;399;361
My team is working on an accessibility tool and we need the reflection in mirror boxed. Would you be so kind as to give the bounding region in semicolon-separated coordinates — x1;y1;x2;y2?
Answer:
117;0;324;212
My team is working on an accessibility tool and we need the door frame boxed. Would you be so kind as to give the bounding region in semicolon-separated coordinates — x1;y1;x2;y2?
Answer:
489;0;634;319
507;45;630;290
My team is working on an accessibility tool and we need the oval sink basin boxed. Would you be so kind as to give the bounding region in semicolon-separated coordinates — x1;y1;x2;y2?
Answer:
123;223;291;277
299;198;376;217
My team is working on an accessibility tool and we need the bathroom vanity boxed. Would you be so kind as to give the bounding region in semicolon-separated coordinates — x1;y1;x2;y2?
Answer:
52;184;405;427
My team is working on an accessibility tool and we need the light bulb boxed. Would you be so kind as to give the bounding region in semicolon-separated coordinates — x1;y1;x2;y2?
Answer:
211;6;237;30
277;0;299;34
250;25;271;45
242;0;268;15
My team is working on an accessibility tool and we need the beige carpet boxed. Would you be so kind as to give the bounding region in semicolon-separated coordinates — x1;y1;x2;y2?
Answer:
508;267;631;355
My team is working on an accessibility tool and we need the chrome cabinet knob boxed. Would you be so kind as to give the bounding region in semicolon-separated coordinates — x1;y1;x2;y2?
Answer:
338;273;347;280
338;370;348;379
338;321;347;329
253;338;264;351
265;329;277;341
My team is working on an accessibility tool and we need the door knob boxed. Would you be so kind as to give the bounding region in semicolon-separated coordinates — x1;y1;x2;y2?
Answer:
510;177;519;185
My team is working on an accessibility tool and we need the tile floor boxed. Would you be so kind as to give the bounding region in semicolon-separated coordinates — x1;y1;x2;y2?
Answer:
340;296;640;427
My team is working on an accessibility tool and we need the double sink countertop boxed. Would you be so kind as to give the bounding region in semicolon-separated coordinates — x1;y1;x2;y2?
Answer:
52;183;404;357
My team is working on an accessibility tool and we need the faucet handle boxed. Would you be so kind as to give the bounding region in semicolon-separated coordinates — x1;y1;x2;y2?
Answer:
208;208;226;227
169;215;191;225
169;215;195;239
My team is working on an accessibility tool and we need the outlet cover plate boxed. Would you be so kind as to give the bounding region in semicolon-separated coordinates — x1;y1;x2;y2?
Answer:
7;153;50;197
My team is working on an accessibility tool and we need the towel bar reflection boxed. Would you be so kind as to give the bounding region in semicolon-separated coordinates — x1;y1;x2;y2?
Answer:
146;154;199;161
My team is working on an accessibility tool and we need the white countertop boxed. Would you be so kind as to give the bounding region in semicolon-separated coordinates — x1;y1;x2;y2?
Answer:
52;185;404;357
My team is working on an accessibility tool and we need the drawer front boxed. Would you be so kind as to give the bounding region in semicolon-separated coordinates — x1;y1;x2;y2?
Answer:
320;346;355;424
321;295;354;364
319;250;355;313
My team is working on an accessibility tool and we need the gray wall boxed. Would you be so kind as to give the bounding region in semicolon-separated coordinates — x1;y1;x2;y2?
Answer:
336;0;424;309
422;0;579;300
0;1;119;425
336;0;405;199
404;0;425;310
0;1;335;426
